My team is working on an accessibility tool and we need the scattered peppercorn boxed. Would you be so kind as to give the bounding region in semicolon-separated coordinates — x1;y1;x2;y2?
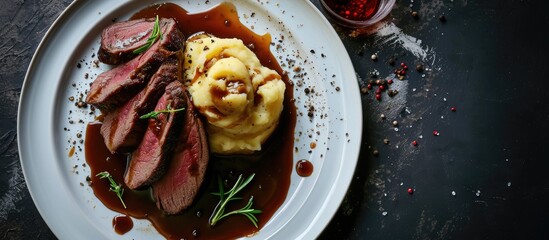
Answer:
375;94;381;101
387;89;398;97
371;54;378;61
392;120;398;126
412;140;418;146
451;107;457;112
394;63;408;79
387;79;393;84
411;11;419;19
361;87;368;94
380;114;386;120
433;130;440;136
76;101;87;108
416;64;424;72
383;138;390;145
373;149;379;156
439;15;446;22
407;188;414;194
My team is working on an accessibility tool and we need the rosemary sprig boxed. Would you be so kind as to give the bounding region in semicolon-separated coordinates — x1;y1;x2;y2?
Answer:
209;173;262;228
96;171;127;209
139;104;185;120
133;15;163;54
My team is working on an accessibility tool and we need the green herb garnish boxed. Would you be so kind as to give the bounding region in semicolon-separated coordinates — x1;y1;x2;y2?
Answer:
209;173;262;228
133;15;163;54
139;103;185;120
96;171;127;209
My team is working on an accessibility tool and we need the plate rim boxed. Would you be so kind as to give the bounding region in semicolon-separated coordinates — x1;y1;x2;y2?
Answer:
17;0;363;239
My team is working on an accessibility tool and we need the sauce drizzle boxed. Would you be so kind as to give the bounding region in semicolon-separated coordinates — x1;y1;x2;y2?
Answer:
296;159;314;177
112;215;133;235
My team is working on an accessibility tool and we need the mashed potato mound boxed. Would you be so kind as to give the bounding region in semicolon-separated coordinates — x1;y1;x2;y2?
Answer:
183;34;285;154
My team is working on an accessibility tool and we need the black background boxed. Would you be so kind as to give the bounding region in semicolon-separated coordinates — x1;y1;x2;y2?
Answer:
1;0;548;239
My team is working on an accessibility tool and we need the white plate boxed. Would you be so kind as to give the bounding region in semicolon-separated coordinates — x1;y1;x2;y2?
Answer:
17;0;362;239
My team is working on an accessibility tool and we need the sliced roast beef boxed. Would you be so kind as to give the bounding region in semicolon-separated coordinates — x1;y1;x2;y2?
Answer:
100;60;180;153
98;18;185;65
124;81;186;190
86;19;184;113
153;89;209;214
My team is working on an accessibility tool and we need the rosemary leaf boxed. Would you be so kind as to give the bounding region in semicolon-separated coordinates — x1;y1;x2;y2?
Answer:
133;15;163;54
209;173;262;228
139;106;185;120
96;171;127;209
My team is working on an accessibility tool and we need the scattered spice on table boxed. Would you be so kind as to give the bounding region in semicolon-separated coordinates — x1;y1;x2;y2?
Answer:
416;63;424;72
439;15;447;23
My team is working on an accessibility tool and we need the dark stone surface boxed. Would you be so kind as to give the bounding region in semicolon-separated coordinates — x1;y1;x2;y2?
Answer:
0;0;71;239
1;0;548;239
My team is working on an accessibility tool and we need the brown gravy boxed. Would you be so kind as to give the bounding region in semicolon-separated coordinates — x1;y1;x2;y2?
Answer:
85;2;296;239
296;159;314;177
112;215;133;235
